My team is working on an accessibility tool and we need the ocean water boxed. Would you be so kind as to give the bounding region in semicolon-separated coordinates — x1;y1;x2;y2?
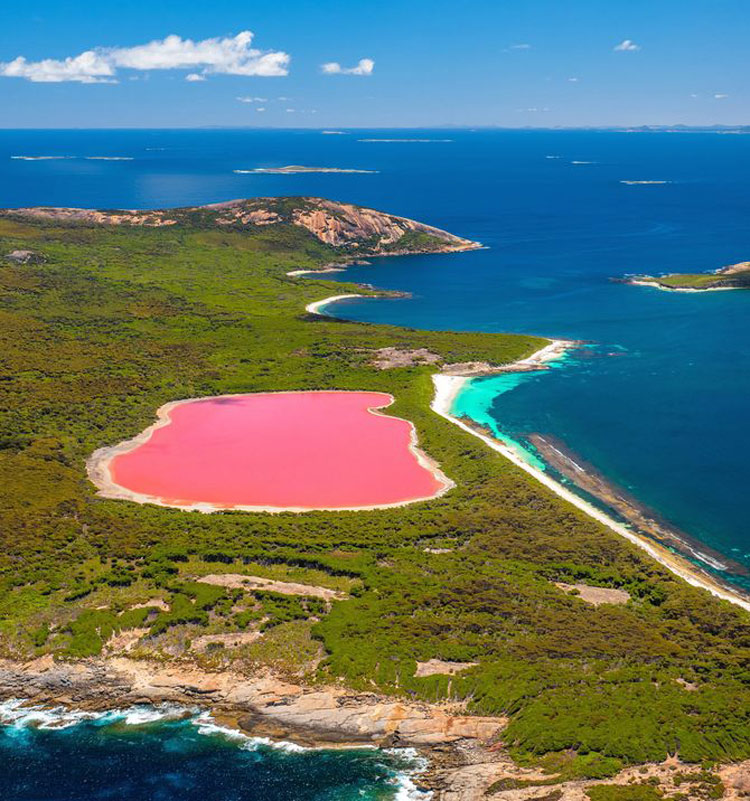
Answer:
0;701;424;801
3;129;749;581
3;127;750;791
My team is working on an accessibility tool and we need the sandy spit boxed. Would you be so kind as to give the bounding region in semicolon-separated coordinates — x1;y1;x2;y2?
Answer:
430;343;750;613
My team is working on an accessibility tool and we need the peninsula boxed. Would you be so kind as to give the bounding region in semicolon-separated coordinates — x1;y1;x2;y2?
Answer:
623;259;750;290
1;198;750;800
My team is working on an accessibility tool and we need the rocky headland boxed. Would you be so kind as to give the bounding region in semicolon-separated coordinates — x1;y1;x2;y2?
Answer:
0;197;481;256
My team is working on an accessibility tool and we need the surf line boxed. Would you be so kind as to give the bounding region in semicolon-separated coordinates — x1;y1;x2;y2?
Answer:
430;365;750;613
307;292;750;613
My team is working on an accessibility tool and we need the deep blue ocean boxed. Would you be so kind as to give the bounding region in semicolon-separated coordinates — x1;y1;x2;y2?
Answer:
2;128;749;793
0;702;422;800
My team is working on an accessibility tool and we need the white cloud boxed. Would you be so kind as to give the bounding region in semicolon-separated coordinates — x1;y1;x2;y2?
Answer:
0;50;115;83
321;57;374;76
110;32;289;76
256;107;266;112
614;39;640;51
714;93;729;99
236;95;267;103
510;43;532;50
568;77;579;82
185;73;205;82
0;31;289;83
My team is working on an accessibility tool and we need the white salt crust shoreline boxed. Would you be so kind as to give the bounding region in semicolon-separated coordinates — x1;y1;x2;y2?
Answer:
86;390;454;514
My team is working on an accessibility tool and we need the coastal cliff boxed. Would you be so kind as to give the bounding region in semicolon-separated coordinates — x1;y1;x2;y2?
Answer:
4;658;748;801
1;197;481;256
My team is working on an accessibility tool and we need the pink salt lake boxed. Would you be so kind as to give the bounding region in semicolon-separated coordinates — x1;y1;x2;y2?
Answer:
100;391;452;511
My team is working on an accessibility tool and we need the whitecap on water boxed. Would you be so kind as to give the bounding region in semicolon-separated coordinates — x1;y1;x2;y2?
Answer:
190;710;307;752
0;700;192;730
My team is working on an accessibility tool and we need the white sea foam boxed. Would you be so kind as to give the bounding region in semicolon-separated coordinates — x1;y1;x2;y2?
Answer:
0;700;191;730
84;156;134;161
10;155;74;161
0;700;315;751
620;180;671;185
383;748;432;800
570;160;596;164
0;699;102;729
191;710;307;752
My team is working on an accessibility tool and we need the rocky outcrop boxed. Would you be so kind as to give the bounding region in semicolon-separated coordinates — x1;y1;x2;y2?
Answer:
4;249;44;264
0;657;503;748
1;198;481;256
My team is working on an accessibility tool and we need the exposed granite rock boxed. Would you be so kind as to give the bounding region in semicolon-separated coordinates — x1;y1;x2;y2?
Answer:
0;657;503;748
4;249;44;264
1;198;480;256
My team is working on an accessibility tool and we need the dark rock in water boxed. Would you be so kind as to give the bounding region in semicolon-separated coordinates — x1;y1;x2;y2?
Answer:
5;249;43;264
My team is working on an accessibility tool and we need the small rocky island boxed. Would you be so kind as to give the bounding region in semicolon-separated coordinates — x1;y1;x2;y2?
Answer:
234;165;378;174
623;260;750;290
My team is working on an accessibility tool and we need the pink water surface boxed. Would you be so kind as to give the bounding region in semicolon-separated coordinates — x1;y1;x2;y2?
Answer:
110;391;447;510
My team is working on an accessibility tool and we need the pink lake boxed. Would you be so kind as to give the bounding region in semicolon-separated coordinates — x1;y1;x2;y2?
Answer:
99;391;451;511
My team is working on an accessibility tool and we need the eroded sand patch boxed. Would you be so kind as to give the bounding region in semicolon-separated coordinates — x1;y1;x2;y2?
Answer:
555;582;631;605
191;631;263;652
415;659;479;677
197;574;347;601
370;347;442;370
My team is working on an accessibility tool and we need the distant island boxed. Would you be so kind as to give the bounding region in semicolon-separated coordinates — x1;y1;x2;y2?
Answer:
234;165;377;174
622;260;750;291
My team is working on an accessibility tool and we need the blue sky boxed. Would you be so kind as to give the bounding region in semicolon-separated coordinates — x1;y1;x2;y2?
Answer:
0;0;747;128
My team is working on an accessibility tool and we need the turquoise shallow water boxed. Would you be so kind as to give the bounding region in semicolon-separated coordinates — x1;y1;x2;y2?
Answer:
289;131;750;592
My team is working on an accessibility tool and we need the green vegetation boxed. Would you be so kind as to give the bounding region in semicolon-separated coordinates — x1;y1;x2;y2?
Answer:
633;268;750;290
1;205;750;773
586;785;663;801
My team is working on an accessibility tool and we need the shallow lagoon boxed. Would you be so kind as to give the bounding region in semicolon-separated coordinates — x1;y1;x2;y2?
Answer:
102;391;448;511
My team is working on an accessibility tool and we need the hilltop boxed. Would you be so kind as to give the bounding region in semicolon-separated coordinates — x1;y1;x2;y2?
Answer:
1;197;480;256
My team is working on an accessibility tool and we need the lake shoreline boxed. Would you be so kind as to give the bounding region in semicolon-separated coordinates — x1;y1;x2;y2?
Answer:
86;390;455;514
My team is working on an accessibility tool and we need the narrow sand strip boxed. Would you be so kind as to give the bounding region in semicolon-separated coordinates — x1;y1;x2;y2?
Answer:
430;357;750;612
627;279;738;293
305;294;364;314
196;574;347;601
